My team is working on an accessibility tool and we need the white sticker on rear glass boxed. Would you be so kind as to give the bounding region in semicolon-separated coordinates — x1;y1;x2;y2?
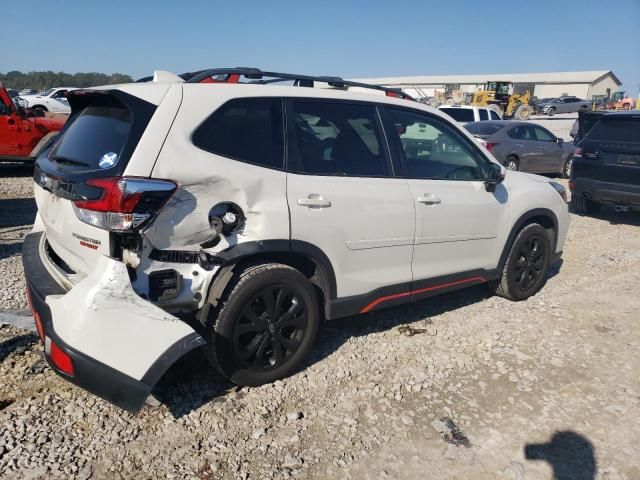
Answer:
99;152;119;169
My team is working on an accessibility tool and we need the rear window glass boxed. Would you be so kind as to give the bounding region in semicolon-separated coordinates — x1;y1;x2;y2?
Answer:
464;123;503;136
192;97;284;170
439;108;475;122
51;105;131;170
588;118;640;142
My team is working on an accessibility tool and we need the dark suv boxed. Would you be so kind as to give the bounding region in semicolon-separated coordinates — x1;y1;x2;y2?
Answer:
570;112;640;214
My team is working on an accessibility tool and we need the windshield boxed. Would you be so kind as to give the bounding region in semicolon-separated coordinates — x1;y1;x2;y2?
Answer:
439;108;475;122
587;118;640;143
464;123;504;136
41;88;55;96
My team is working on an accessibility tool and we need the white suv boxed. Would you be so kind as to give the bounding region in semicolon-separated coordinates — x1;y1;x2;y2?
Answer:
23;69;569;411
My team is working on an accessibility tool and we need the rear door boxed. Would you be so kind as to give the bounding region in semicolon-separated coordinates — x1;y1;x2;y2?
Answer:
507;125;544;172
286;99;415;299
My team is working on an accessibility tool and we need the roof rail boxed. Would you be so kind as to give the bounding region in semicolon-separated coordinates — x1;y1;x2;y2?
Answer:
185;67;414;100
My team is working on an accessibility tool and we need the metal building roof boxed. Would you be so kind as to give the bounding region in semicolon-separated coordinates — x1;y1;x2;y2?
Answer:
351;70;621;87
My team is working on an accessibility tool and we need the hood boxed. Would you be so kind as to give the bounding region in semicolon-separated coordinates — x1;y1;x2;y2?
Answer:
508;170;553;184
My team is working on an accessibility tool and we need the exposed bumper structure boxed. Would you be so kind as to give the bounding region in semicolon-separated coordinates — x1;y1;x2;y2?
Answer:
22;232;205;412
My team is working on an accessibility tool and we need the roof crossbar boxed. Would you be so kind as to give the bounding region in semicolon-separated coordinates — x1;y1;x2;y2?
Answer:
185;67;414;100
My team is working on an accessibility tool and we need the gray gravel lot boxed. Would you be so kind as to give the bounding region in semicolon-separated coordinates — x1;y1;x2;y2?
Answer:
1;122;640;479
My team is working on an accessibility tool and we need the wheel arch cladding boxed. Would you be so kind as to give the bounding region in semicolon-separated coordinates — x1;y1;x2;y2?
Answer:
499;208;558;270
207;240;337;311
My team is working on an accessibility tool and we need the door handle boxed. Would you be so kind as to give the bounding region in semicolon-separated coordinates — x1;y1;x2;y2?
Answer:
515;143;523;147
539;146;547;150
297;195;331;208
417;195;442;205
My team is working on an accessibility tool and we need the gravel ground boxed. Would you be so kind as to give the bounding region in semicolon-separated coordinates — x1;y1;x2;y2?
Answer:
2;135;640;479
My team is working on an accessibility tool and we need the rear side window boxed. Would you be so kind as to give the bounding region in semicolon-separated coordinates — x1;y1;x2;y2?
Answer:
479;109;488;120
465;123;504;136
288;101;390;177
587;118;640;142
193;97;284;170
508;126;535;140
439;108;474;122
51;104;132;170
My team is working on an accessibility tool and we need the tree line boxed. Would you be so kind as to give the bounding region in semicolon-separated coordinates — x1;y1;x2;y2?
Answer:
0;71;134;90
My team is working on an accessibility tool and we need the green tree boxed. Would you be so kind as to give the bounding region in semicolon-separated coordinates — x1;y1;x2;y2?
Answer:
0;70;133;90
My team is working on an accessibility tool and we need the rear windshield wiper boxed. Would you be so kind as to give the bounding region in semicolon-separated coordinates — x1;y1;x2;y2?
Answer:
51;156;91;167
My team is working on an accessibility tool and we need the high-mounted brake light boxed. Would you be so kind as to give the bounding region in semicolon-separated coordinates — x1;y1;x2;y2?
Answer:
485;143;498;153
72;177;176;232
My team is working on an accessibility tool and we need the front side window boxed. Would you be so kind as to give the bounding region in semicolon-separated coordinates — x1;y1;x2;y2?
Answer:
479;109;489;120
288;101;389;177
508;126;535;140
532;126;555;142
192;97;284;170
52;90;68;99
490;110;501;120
387;108;487;181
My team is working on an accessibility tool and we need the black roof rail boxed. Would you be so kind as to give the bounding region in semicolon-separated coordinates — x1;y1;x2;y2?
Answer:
185;67;414;100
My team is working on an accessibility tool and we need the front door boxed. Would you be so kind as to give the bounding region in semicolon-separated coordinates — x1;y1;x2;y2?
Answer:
531;125;566;173
286;99;415;300
0;95;18;156
382;107;509;291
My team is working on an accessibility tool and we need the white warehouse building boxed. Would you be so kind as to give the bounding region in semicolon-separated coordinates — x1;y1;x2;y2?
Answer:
352;70;621;101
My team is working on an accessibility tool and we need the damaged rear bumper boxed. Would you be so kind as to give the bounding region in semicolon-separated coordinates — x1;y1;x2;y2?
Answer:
22;232;205;412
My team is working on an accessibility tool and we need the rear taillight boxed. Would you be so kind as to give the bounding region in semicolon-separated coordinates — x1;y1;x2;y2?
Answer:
25;288;44;342
45;337;74;376
485;143;498;153
72;177;176;232
573;147;582;158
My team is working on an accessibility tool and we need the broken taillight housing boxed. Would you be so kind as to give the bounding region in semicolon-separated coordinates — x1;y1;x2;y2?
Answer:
72;177;176;232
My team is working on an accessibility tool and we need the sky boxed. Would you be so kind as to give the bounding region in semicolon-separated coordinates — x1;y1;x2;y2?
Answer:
2;0;639;92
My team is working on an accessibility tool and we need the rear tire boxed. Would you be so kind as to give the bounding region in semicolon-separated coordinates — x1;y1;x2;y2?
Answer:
490;224;551;301
547;107;556;117
505;156;519;171
570;195;599;214
202;263;320;387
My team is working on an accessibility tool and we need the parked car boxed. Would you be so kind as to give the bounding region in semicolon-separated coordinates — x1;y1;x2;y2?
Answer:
438;105;502;123
570;111;640;214
464;120;575;177
20;87;76;114
23;68;569;411
0;83;66;162
19;88;39;96
537;96;591;116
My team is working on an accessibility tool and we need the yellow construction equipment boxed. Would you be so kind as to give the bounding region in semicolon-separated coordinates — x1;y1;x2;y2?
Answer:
471;81;532;120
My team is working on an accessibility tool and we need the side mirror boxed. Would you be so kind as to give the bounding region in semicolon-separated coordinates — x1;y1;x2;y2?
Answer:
556;137;563;144
485;162;505;192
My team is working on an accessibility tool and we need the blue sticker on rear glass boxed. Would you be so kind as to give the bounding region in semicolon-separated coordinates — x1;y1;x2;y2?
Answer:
99;152;118;169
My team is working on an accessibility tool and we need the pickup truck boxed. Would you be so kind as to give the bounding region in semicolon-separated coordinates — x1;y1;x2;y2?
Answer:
438;105;502;123
570;111;640;214
0;83;66;162
20;87;76;114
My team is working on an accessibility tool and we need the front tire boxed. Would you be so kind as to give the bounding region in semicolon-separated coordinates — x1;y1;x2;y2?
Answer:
490;224;551;301
202;263;320;387
514;104;532;120
32;105;48;114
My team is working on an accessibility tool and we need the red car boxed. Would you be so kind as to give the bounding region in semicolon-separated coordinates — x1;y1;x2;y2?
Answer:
0;82;66;162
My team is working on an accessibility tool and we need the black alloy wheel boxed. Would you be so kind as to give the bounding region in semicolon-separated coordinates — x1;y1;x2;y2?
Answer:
511;234;547;295
233;285;308;372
